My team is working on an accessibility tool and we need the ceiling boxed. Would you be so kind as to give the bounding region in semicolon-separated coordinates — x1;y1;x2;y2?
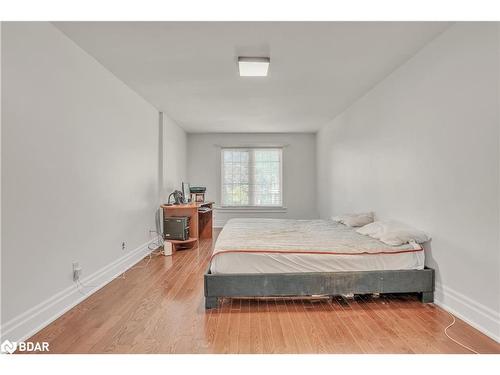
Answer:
54;22;451;133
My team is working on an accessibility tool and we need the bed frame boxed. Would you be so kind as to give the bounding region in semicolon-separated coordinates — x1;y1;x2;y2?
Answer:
204;267;435;309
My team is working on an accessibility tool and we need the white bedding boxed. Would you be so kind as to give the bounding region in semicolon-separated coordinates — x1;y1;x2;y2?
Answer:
210;218;425;274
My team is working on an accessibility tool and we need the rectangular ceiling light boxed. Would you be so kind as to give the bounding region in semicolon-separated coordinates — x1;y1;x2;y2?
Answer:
238;57;270;77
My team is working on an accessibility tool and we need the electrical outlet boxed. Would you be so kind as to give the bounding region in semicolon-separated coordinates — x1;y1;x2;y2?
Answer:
122;242;126;250
72;262;82;282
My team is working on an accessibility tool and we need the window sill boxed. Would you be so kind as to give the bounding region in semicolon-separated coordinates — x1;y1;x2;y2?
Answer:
215;206;288;213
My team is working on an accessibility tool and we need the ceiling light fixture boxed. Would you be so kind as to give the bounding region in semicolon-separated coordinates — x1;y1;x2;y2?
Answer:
238;57;270;77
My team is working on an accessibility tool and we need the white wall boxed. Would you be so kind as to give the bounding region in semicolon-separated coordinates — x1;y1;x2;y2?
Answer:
317;23;500;341
1;22;160;340
161;112;187;202
188;133;318;226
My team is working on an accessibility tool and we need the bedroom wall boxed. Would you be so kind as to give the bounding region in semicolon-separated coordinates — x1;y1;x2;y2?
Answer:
161;111;187;202
316;22;500;341
1;22;160;341
187;133;318;226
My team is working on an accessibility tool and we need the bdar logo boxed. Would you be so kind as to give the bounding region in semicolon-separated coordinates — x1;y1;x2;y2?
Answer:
1;340;17;354
0;340;49;354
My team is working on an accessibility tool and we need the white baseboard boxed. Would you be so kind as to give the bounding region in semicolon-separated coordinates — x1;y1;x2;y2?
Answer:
0;237;159;343
434;282;500;343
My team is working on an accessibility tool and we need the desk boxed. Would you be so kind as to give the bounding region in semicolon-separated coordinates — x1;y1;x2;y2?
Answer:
160;201;213;251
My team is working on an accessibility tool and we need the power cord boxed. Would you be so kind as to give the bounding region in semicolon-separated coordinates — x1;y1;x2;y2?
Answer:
119;248;164;279
75;230;164;292
444;310;479;354
119;230;164;279
75;279;100;296
148;229;164;251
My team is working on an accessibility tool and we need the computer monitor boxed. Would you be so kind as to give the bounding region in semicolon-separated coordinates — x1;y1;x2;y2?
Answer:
182;182;191;203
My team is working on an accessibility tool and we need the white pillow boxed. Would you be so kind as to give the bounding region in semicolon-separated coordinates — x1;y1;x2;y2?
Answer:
343;214;374;227
356;221;384;237
332;212;374;227
379;230;430;246
357;220;430;246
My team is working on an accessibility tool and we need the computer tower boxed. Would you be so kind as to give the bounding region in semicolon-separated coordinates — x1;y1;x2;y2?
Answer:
163;216;189;241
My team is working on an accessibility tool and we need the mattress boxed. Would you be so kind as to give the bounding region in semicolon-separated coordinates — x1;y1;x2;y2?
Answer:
210;218;425;274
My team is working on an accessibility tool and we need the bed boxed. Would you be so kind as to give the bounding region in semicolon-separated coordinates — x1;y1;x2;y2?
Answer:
204;218;434;309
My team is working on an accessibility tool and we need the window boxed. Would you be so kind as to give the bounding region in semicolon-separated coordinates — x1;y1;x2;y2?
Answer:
221;148;283;207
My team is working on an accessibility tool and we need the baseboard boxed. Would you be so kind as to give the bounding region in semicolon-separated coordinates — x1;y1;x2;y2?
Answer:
0;237;160;343
434;282;500;343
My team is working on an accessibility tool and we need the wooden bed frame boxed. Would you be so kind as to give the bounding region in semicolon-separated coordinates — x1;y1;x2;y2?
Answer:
204;267;435;309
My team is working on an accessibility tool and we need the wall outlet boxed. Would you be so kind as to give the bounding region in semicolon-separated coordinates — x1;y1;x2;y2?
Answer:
72;262;82;282
122;242;126;250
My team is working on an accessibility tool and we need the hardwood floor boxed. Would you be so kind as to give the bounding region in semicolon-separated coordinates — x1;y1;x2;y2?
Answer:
28;230;500;354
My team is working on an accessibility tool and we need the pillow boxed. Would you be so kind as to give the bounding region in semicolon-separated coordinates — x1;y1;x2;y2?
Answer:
332;212;374;227
356;221;384;237
342;213;374;227
357;220;430;246
358;220;405;239
379;230;430;246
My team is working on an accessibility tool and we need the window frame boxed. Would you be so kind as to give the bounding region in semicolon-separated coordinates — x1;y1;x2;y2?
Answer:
219;146;284;209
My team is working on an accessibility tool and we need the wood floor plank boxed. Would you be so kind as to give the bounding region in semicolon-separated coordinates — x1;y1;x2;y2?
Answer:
284;299;315;353
24;229;500;354
249;299;262;353
275;299;299;353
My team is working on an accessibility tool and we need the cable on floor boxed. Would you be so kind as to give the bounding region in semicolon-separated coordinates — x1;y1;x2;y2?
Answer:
118;231;164;279
75;231;164;291
444;310;479;354
148;230;164;251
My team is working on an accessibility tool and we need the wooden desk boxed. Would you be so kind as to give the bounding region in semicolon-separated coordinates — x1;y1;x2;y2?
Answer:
160;201;213;251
